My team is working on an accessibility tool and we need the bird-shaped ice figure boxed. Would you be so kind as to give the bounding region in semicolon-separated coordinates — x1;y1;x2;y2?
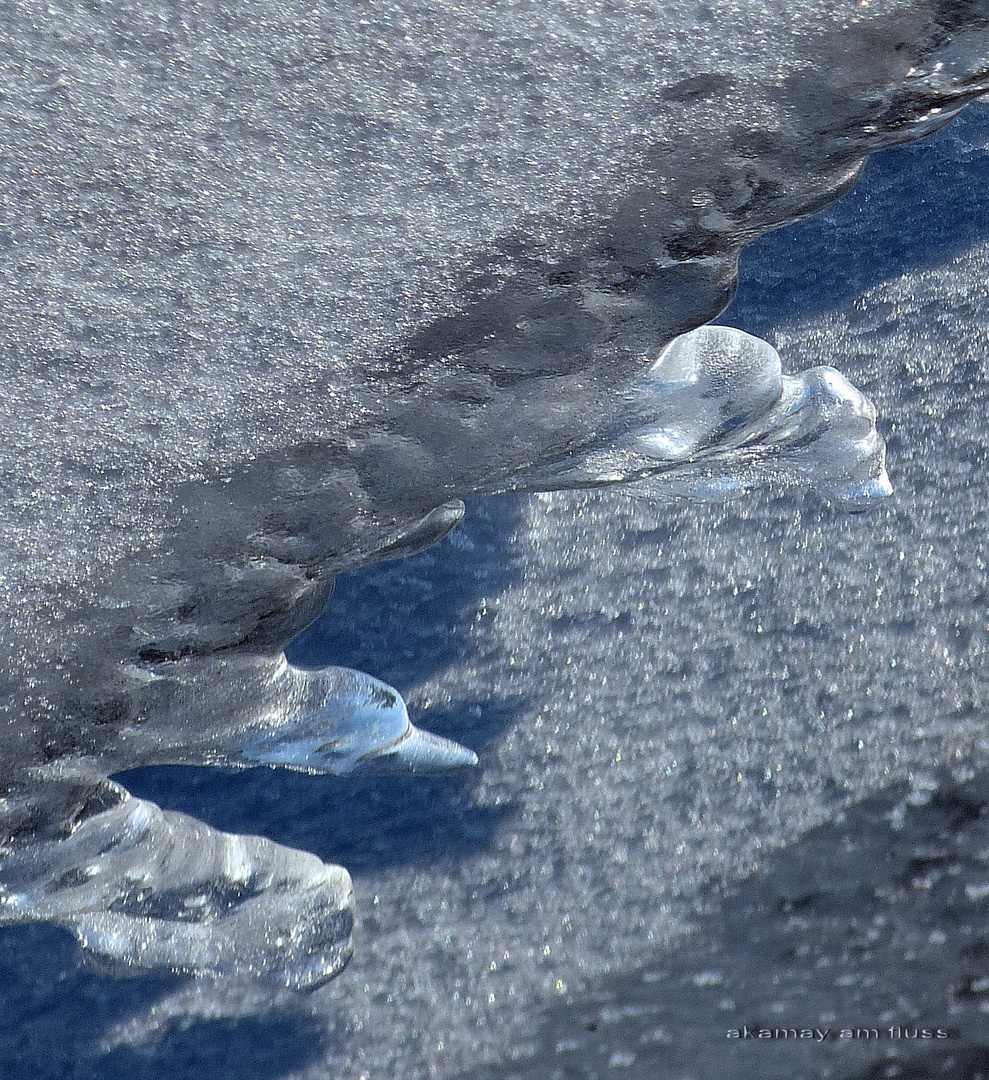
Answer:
238;661;478;775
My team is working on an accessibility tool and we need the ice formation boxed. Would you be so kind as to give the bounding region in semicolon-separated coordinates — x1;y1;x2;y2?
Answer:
1;0;988;989
508;326;891;511
236;662;480;775
0;778;355;988
0;323;896;989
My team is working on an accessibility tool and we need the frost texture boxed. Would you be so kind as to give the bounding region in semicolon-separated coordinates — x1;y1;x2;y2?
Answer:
0;0;987;987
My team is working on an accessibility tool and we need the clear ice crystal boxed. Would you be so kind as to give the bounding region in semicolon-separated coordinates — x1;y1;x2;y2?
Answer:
240;662;478;775
508;326;890;509
0;779;354;990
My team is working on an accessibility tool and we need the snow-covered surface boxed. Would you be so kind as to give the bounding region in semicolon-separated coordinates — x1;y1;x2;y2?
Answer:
0;0;976;745
2;0;989;1076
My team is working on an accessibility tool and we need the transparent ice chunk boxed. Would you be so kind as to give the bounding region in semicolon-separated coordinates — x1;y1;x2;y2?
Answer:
510;326;890;510
238;662;479;776
0;779;354;990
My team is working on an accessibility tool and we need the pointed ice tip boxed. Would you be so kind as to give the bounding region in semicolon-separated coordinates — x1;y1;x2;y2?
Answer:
832;469;893;512
354;724;478;775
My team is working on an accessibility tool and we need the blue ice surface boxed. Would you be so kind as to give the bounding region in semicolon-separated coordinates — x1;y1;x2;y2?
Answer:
719;103;989;339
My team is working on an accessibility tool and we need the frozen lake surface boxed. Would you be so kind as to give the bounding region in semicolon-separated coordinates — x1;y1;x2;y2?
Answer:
2;2;989;1077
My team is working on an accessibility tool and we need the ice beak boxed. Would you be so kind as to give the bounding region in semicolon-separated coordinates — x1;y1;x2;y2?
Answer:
354;722;478;775
829;466;894;512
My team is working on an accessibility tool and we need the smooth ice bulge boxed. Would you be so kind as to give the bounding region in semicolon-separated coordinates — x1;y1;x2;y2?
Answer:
627;328;891;508
513;327;890;510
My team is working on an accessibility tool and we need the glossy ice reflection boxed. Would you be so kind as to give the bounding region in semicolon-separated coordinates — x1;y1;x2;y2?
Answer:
240;663;478;775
